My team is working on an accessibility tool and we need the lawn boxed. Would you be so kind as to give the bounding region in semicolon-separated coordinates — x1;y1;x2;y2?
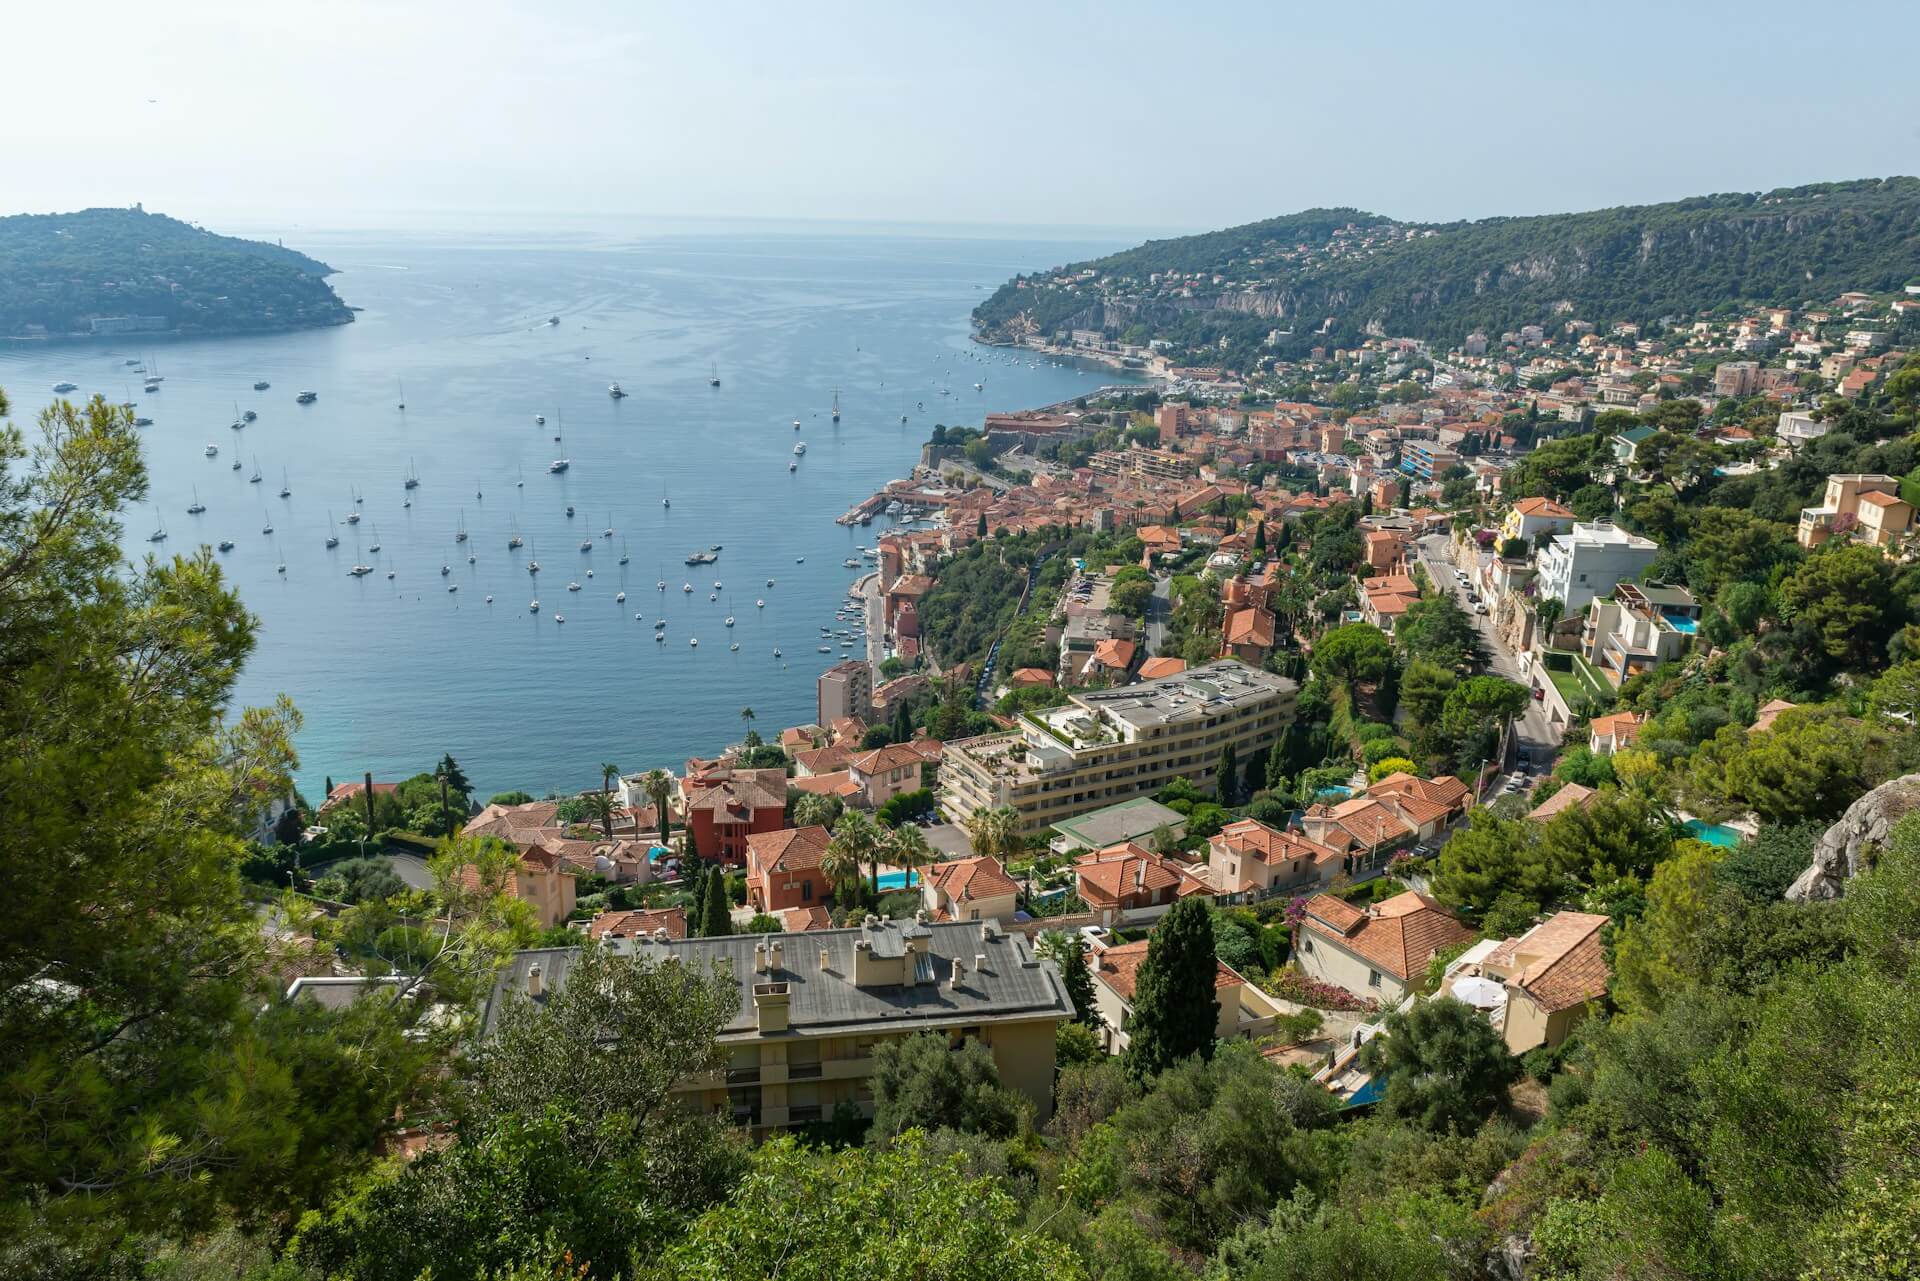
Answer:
1544;651;1613;706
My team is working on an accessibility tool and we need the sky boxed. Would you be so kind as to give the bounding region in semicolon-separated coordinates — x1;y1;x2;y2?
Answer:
9;0;1920;240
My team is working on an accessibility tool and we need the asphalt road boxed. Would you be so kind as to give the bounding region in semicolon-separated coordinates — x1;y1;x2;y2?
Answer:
1415;534;1562;771
1145;575;1172;655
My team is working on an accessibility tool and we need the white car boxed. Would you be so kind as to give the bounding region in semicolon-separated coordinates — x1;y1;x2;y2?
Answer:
1474;602;1489;615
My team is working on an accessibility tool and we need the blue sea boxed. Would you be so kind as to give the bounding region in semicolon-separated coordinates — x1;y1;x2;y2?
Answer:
0;226;1138;800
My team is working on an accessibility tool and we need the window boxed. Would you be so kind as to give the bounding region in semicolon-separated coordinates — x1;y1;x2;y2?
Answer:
1368;970;1381;988
1303;938;1314;954
802;881;812;901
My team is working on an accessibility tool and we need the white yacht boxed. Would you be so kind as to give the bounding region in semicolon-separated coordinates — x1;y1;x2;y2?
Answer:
793;441;806;455
608;383;627;399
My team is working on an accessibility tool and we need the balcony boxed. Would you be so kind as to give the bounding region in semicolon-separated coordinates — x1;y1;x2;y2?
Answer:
787;1061;823;1080
724;1066;761;1086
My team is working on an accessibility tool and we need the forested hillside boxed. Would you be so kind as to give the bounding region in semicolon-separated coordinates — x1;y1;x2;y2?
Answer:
0;207;353;338
974;178;1920;357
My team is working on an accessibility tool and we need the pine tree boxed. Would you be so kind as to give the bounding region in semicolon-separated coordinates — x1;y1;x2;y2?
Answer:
1124;898;1219;1078
977;513;988;538
699;868;732;937
1216;742;1239;806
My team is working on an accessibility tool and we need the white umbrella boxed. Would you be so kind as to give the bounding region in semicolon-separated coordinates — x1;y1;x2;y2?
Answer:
1451;976;1508;1008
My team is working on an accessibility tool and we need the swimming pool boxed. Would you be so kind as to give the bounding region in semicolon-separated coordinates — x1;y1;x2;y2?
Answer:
1683;819;1743;847
1662;612;1700;634
876;871;919;891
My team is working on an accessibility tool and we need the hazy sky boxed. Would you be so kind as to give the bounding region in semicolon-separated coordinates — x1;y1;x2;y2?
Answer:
9;0;1918;238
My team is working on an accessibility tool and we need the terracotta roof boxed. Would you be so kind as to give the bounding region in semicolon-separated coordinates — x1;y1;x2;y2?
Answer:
927;855;1019;904
780;906;833;932
1302;890;1473;981
786;771;861;798
1589;712;1641;742
850;743;925;776
1488;911;1611;1013
462;799;563;846
1513;497;1574;518
1752;698;1796;733
1137;656;1188;680
1302;893;1367;935
1212;819;1342;869
1074;842;1207;906
1009;667;1055;686
1091;637;1137;670
321;780;399;811
1320;796;1415;848
1368;772;1469;812
746;825;831;875
793;744;856;776
683;767;788;814
1527;782;1596;822
1224;607;1276;647
588;906;687;941
1093;938;1243;1004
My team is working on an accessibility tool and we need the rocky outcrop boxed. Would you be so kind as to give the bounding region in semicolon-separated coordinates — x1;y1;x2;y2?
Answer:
1787;774;1920;901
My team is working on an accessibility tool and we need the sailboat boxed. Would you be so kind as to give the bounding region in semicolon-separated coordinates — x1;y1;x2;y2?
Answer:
397;380;406;411
325;510;340;548
454;509;469;543
345;487;362;524
404;458;420;490
618;538;630;566
516;464;525;489
261;510;274;536
147;507;168;542
548;418;570;472
187;487;205;515
831;389;841;422
279;468;291;498
526;542;541;575
508;517;524;550
249;455;263;484
709;361;721;388
368;524;382;554
230;402;246;430
602;512;614;539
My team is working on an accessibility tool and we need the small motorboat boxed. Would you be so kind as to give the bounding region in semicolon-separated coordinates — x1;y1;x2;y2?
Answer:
689;637;698;647
615;591;626;602
567;581;582;592
529;600;540;612
555;614;565;623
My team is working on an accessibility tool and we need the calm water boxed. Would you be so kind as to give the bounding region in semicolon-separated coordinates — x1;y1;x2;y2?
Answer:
0;228;1137;799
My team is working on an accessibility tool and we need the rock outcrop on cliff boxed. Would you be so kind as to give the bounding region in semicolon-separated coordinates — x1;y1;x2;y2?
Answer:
1786;773;1920;901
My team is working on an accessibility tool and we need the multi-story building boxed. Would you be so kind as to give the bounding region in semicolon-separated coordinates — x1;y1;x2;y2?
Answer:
1535;522;1660;613
1713;360;1761;397
1500;496;1576;546
1399;440;1460;481
1072;842;1212;927
921;855;1019;923
744;826;833;913
486;917;1072;1134
1775;410;1830;450
682;766;789;864
817;660;872;728
1797;473;1915;550
941;661;1298;837
1580;582;1699;687
847;742;926;809
1206;818;1343;898
1443;911;1611;1054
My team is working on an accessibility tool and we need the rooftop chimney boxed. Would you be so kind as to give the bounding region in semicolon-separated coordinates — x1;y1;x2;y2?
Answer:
752;981;790;1034
819;947;831;972
753;941;769;973
526;962;543;997
769;940;784;973
975;952;988;974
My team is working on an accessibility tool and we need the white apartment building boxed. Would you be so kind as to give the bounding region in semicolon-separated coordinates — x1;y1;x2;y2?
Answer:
1777;411;1830;450
941;660;1297;838
1535;522;1660;613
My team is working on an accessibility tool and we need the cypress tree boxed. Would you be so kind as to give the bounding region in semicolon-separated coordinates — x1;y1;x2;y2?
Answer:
1216;742;1239;805
1056;941;1103;1029
1254;521;1267;552
1266;741;1289;794
1124;898;1219;1078
891;699;913;744
699;869;732;937
977;513;988;539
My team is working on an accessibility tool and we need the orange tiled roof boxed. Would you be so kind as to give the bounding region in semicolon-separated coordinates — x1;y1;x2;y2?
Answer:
1513;496;1574;518
1303;890;1473;981
588;906;687;941
850;743;925;776
1527;782;1595;822
1137;656;1188;679
746;825;831;875
1224;607;1276;647
780;905;833;932
928;855;1019;904
1212;819;1342;869
1093;938;1243;1004
1488;911;1611;1012
1074;842;1207;906
1091;638;1136;670
1589;712;1641;741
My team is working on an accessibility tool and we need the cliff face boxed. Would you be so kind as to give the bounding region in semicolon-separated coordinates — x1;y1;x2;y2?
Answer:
1787;774;1920;900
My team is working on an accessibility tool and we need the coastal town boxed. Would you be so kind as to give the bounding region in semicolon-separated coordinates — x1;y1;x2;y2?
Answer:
14;175;1920;1278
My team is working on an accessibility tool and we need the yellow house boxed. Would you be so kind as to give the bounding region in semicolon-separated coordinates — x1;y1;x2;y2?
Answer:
1449;911;1611;1054
485;915;1072;1134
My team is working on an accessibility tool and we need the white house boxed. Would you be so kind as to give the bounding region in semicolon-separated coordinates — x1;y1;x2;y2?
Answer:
1535;522;1660;613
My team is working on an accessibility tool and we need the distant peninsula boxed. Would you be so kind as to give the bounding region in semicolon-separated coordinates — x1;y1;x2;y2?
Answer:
0;205;353;341
974;176;1920;364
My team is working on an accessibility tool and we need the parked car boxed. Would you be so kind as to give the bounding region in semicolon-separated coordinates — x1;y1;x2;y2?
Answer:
1532;685;1545;700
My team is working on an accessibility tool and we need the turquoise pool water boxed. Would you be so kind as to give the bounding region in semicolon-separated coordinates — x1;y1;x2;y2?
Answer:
1684;819;1743;847
1663;612;1699;634
877;871;918;891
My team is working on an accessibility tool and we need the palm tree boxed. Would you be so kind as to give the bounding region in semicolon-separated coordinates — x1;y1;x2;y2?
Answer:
887;823;934;897
740;706;755;727
818;830;862;904
641;768;674;845
579;789;616;840
828;809;884;899
599;760;621;831
963;807;1006;859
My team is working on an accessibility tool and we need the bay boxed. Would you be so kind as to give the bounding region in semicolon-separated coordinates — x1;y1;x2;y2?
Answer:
0;226;1138;799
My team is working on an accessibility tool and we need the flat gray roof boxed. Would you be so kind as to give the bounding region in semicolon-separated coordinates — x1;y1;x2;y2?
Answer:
1071;658;1295;731
486;918;1072;1041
